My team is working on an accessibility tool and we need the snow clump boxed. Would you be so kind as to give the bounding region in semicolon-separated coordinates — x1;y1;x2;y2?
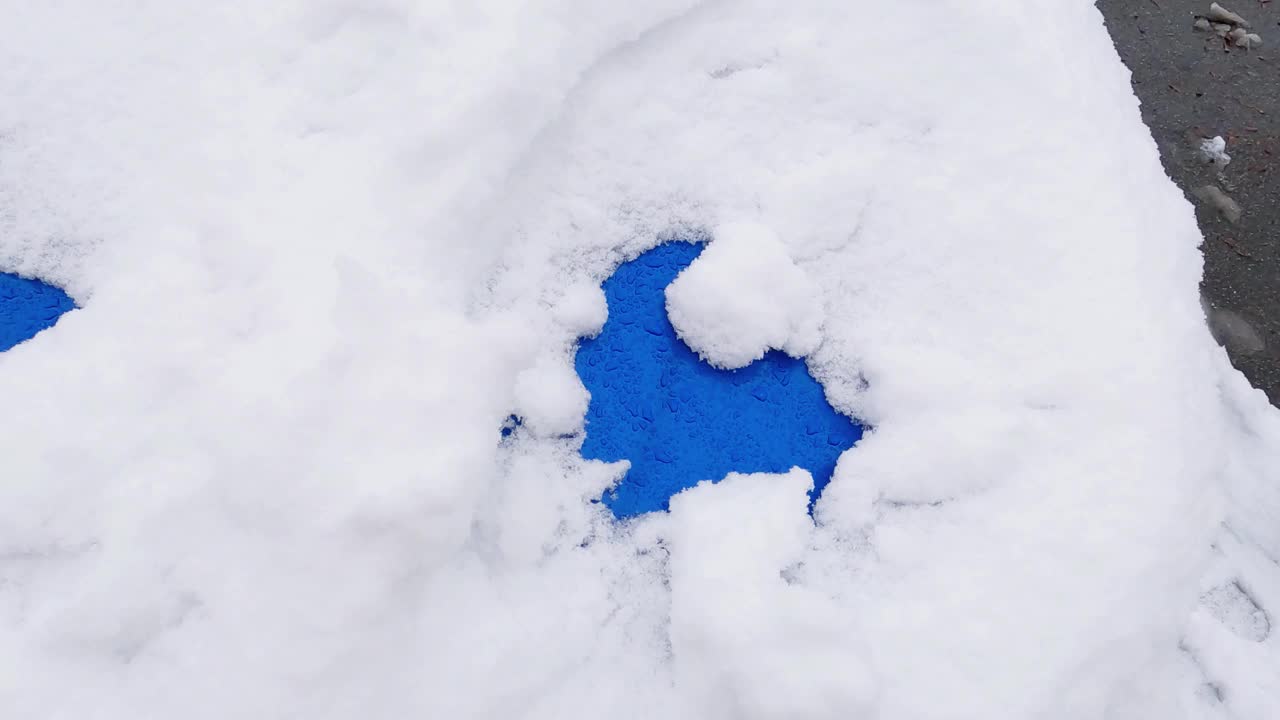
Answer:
665;222;823;369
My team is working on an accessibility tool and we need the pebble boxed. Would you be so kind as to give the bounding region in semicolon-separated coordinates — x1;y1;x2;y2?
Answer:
1195;10;1263;46
1208;2;1250;28
1194;185;1245;224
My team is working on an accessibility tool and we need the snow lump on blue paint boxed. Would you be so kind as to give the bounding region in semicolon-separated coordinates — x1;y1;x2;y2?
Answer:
574;240;862;517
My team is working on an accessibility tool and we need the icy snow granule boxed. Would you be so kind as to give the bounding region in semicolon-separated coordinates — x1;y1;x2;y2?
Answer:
0;273;74;352
575;241;863;517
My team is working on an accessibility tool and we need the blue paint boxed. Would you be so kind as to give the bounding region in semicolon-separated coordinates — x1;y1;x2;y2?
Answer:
575;241;863;518
0;272;75;352
500;414;522;438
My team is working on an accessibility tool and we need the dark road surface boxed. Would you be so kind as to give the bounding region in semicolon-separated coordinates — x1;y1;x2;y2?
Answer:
1098;0;1280;405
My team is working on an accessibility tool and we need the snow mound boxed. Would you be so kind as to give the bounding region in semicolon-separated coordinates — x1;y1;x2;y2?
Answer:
553;282;609;338
513;353;589;437
0;1;1275;719
668;469;877;720
665;222;823;369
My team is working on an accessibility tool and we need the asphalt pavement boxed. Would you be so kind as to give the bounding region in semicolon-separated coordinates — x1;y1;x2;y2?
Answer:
1098;0;1280;405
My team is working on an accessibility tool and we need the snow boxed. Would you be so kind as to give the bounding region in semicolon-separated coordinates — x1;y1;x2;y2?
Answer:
513;352;589;437
552;281;609;338
0;1;1277;719
1200;136;1232;166
665;221;824;369
667;469;878;720
1181;367;1280;719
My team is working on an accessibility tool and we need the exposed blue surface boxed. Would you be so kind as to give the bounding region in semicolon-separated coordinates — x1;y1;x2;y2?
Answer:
500;414;522;438
575;241;863;518
0;272;75;352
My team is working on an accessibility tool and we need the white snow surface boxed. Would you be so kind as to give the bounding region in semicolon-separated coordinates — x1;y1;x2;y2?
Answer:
666;221;824;369
1200;136;1232;166
0;1;1277;719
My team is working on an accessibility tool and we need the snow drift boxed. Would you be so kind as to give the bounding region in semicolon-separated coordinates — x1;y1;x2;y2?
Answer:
0;1;1276;719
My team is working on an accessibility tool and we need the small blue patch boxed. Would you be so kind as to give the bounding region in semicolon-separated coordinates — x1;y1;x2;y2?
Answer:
575;241;863;518
0;272;75;352
500;414;523;439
